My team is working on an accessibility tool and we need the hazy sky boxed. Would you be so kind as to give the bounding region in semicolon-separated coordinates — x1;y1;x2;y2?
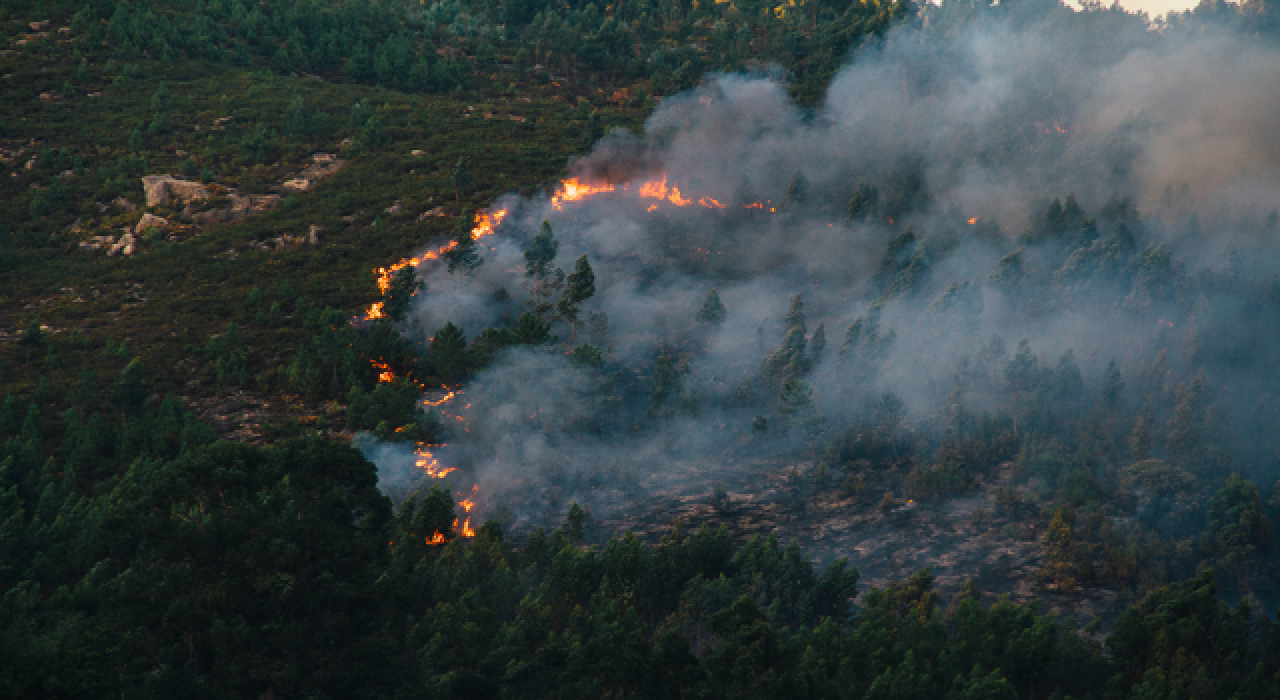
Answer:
1073;0;1202;17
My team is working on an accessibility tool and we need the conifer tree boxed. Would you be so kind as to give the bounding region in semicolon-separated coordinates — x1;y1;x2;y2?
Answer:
763;293;810;385
524;221;563;319
443;210;483;274
696;287;726;325
557;255;596;345
451;156;472;203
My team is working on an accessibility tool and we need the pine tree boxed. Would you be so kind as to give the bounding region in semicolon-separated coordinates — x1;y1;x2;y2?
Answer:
429;322;468;386
1207;474;1273;593
695;288;726;325
451;156;472;203
810;322;826;363
650;350;677;414
524;221;563;318
443;210;483;274
763;293;810;385
846;183;879;221
1103;359;1124;411
284;95;314;140
1004;339;1039;437
557;255;596;345
1041;506;1079;589
1131;415;1151;460
383;266;423;322
1167;371;1209;468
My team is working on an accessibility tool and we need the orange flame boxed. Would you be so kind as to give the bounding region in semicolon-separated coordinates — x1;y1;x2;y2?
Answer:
359;209;507;323
967;217;979;225
372;360;395;383
424;390;458;407
414;443;456;479
457;516;475;537
552;178;616;210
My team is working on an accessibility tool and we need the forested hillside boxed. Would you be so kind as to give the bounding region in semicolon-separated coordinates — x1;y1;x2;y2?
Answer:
3;0;1280;698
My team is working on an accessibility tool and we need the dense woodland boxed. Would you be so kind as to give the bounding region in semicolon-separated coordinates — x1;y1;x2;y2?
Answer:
3;0;1280;698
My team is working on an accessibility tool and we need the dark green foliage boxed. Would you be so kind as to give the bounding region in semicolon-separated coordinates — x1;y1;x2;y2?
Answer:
429;322;469;386
383;266;423;322
1206;474;1273;592
558;254;596;343
204;322;248;387
764;293;811;384
571;343;604;369
697;287;727;324
443;211;483;274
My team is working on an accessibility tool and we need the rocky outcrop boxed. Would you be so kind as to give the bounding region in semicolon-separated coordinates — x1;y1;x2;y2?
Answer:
135;212;169;234
108;232;136;256
192;193;282;224
290;153;344;188
113;196;137;212
141;175;212;208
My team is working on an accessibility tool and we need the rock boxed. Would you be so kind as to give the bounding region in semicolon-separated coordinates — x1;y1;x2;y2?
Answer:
281;179;311;193
418;206;446;221
308;225;323;244
192;193;281;225
299;154;343;180
108;232;136;256
29;20;51;31
410;149;425;156
385;200;404;216
135;212;169;235
113;196;137;212
141;175;210;208
24;159;34;170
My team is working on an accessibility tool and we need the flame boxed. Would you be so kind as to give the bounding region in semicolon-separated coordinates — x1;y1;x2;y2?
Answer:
372;360;395;383
424;390;458;406
551;178;616;210
414;443;456;479
1158;319;1174;328
967;217;979;225
367;172;793;550
359;209;507;322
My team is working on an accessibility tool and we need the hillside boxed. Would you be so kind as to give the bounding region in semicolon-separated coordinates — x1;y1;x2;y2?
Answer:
3;1;1280;699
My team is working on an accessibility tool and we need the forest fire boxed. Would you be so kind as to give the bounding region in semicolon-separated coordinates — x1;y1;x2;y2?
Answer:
364;171;778;545
551;178;616;210
413;443;456;479
360;209;508;322
371;360;395;383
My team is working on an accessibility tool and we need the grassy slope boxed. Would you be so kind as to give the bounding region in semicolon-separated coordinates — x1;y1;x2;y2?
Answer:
0;22;645;421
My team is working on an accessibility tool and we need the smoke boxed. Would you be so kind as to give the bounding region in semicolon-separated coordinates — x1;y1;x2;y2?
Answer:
369;7;1280;543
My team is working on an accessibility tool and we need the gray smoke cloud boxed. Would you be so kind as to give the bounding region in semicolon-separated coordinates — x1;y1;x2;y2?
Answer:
367;7;1280;540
